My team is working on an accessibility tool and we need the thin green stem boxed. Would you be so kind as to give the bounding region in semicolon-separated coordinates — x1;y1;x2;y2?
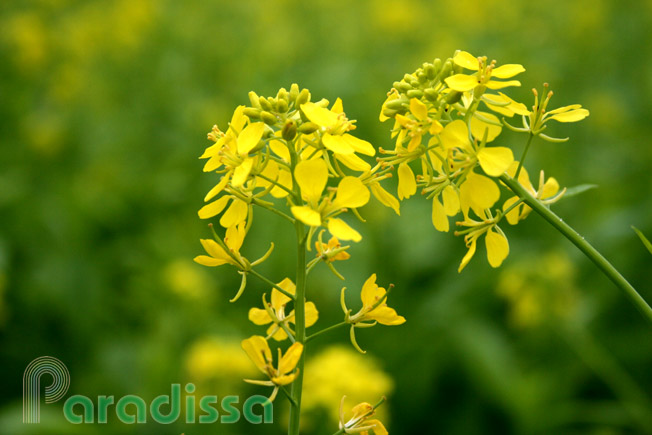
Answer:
288;221;307;435
247;268;295;300
306;321;348;343
514;132;534;179
251;198;296;224
499;174;652;322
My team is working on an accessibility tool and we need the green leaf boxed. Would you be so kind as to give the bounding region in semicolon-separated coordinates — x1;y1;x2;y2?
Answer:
632;226;652;255
562;184;598;199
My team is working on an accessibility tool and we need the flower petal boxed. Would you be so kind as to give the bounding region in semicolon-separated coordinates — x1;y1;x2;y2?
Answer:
445;74;479;92
328;218;361;242
453;51;480;70
220;198;248;228
491;64;525;79
271;278;295;309
301;102;339;128
548;109;589;123
470;111;502;142
486;79;521;90
241;335;271;374
431;197;449;232
370;182;400;215
460;172;500;216
278;342;303;375
477;146;514;177
367;306;406;325
439;120;471;150
304;301;319;327
204;174;231;202
410;98;428;121
237;122;266;155
342;133;375;156
442;185;460;216
360;274;383;307
485;229;509;268
231;157;254;187
291;206;322;227
198;195;231;219
458;239;477;272
335;152;372;172
322;133;354;155
334;177;370;209
295;158;328;203
248;308;272;325
193;255;227;267
199;238;229;260
397;163;416;200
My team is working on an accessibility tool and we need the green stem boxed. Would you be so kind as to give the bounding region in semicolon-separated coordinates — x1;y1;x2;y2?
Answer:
499;174;652;322
247;268;295;300
306;321;348;343
288;222;307;435
514;132;534;179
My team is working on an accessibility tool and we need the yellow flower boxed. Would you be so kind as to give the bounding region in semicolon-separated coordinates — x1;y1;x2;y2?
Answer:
200;106;267;187
338;400;388;435
241;336;303;402
248;278;319;341
502;164;565;225
290;158;369;242
393;98;443;152
445;50;524;93
342;274;405;353
301;99;376;172
198;194;250;228
456;211;509;272
193;223;246;268
431;184;460;232
316;236;351;262
459;171;500;218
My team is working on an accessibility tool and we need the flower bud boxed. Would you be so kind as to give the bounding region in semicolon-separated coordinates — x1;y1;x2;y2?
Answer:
276;87;288;101
248;91;261;109
424;88;439;102
261;111;278;125
425;63;437;80
407;89;424;99
394;82;412;93
385;98;408;110
297;122;319;134
289;83;300;104
277;98;288;113
282;120;297;140
436;59;453;82
243;107;261;119
445;90;462;104
259;97;273;111
296;89;311;106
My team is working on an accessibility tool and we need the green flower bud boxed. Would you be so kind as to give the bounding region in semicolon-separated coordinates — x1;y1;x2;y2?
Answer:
407;89;424;99
424;88;439;102
267;97;278;109
276;87;288;101
385;98;408;110
382;108;399;118
243;107;261;119
261;111;278;125
297;122;319;134
248;91;261;109
296;89;311;106
282;120;297;140
289;83;300;104
436;59;453;83
259;97;273;111
395;82;412;93
425;63;436;80
277;98;288;113
445;90;462;104
417;71;428;83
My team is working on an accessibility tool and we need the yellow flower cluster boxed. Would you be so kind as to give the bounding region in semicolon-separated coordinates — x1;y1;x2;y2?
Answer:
379;51;588;271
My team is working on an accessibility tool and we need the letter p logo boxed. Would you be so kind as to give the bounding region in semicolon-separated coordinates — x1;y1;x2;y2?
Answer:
23;356;70;423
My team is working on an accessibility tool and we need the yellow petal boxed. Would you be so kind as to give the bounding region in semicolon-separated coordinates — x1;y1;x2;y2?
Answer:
440;120;470;150
370;182;400;215
271;278;295;309
477;146;514;177
486;79;521;90
485;229;509;268
198;195;230;219
431;197;449;232
460;172;500;216
546;104;582;115
367;306;406;325
229;106;248;133
445;74;479;92
237;122;265;155
453;51;479;70
291;206;321;227
269;324;288;341
335;152;372;172
498;92;530;115
203;154;224;172
241;335;271;374
334;177;370;209
231;157;254;187
322;133;354;155
271;372;298;386
410;98;428;121
271;169;293;198
458;239;477;272
204;174;231;202
442;185;460;216
224;222;245;252
301;102;339;128
341;133;375;156
360;274;383;307
491;64;525;79
304;301;319;327
397;163;416;200
219;198;248;228
248;308;272;325
295;158;328;203
278;342;303;375
548;109;589;123
328;218;361;242
541;177;560;199
364;419;388;435
199;238;228;260
502;196;522;225
470;111;502;142
269;137;291;162
193;255;227;267
331;97;343;113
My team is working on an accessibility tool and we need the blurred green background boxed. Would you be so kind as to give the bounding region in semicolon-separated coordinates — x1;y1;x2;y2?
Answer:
1;0;651;434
